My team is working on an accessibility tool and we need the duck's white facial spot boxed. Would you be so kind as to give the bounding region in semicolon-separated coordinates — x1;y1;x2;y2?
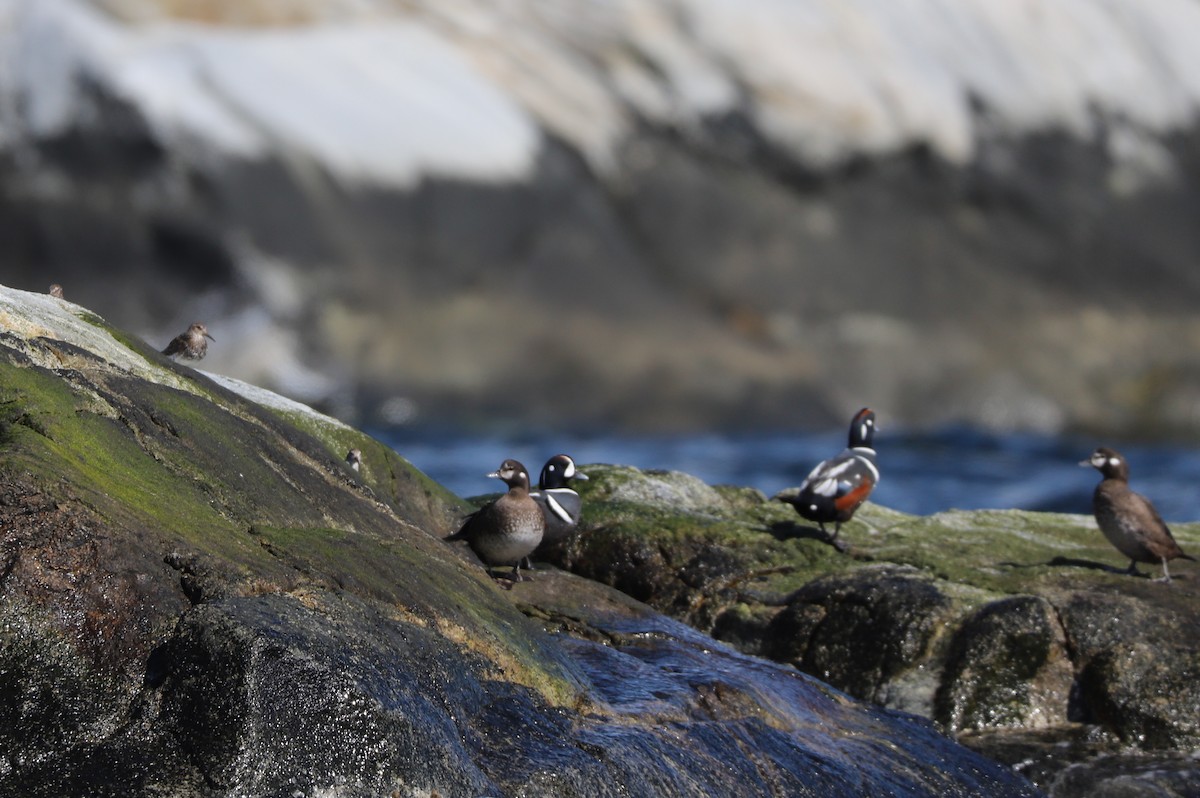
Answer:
1091;453;1107;467
562;461;575;478
1107;457;1121;468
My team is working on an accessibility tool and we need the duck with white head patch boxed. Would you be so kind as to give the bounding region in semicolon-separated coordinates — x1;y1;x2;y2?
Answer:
774;408;879;548
524;454;589;569
1082;446;1195;582
445;459;544;582
532;454;589;545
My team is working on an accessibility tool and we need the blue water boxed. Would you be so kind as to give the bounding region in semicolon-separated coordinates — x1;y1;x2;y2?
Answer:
376;426;1200;523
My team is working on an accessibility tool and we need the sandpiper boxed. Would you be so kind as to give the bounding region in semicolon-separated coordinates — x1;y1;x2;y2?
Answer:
48;284;64;299
162;322;214;360
1082;447;1195;582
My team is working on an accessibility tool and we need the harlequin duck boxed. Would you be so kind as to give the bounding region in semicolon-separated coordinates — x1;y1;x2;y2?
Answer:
162;322;214;360
445;459;544;582
522;454;589;569
345;448;363;472
774;408;878;545
1082;447;1195;582
533;454;589;545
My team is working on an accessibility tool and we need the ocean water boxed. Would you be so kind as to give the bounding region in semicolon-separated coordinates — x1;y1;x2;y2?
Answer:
376;425;1200;523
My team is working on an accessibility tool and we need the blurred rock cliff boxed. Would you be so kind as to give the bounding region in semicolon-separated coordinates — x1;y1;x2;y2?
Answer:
4;0;1200;435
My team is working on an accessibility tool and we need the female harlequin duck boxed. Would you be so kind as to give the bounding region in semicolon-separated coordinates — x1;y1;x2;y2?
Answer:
774;408;878;545
445;459;544;582
1082;447;1195;582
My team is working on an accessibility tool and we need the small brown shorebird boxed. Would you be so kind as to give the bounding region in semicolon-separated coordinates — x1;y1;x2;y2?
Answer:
345;449;363;472
1082;447;1196;582
48;284;64;299
445;459;544;582
162;322;214;360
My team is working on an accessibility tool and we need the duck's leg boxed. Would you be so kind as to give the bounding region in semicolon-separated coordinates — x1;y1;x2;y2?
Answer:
1157;558;1173;583
828;521;851;552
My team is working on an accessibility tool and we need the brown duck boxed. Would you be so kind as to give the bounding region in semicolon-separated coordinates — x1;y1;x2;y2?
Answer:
445;459;544;582
1082;447;1195;582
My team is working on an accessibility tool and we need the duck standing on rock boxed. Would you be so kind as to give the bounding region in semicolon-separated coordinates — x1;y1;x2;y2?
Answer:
1082;446;1195;582
445;459;544;582
774;408;879;547
533;454;588;544
525;454;588;568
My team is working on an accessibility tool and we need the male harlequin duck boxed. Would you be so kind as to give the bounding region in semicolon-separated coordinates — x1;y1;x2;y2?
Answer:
523;454;589;569
445;459;544;582
345;448;363;473
1082;447;1195;582
162;322;214;360
774;408;878;545
533;454;589;545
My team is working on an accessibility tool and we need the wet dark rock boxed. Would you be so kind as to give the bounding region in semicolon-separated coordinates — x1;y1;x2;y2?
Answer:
0;289;1040;796
936;595;1074;732
763;567;953;704
1047;752;1200;798
1055;590;1200;748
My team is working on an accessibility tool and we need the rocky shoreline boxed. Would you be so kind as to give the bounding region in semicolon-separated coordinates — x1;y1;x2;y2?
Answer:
0;286;1044;796
536;465;1200;795
3;286;1199;795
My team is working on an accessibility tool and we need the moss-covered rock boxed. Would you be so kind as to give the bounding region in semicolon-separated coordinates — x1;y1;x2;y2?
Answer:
0;285;1041;796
